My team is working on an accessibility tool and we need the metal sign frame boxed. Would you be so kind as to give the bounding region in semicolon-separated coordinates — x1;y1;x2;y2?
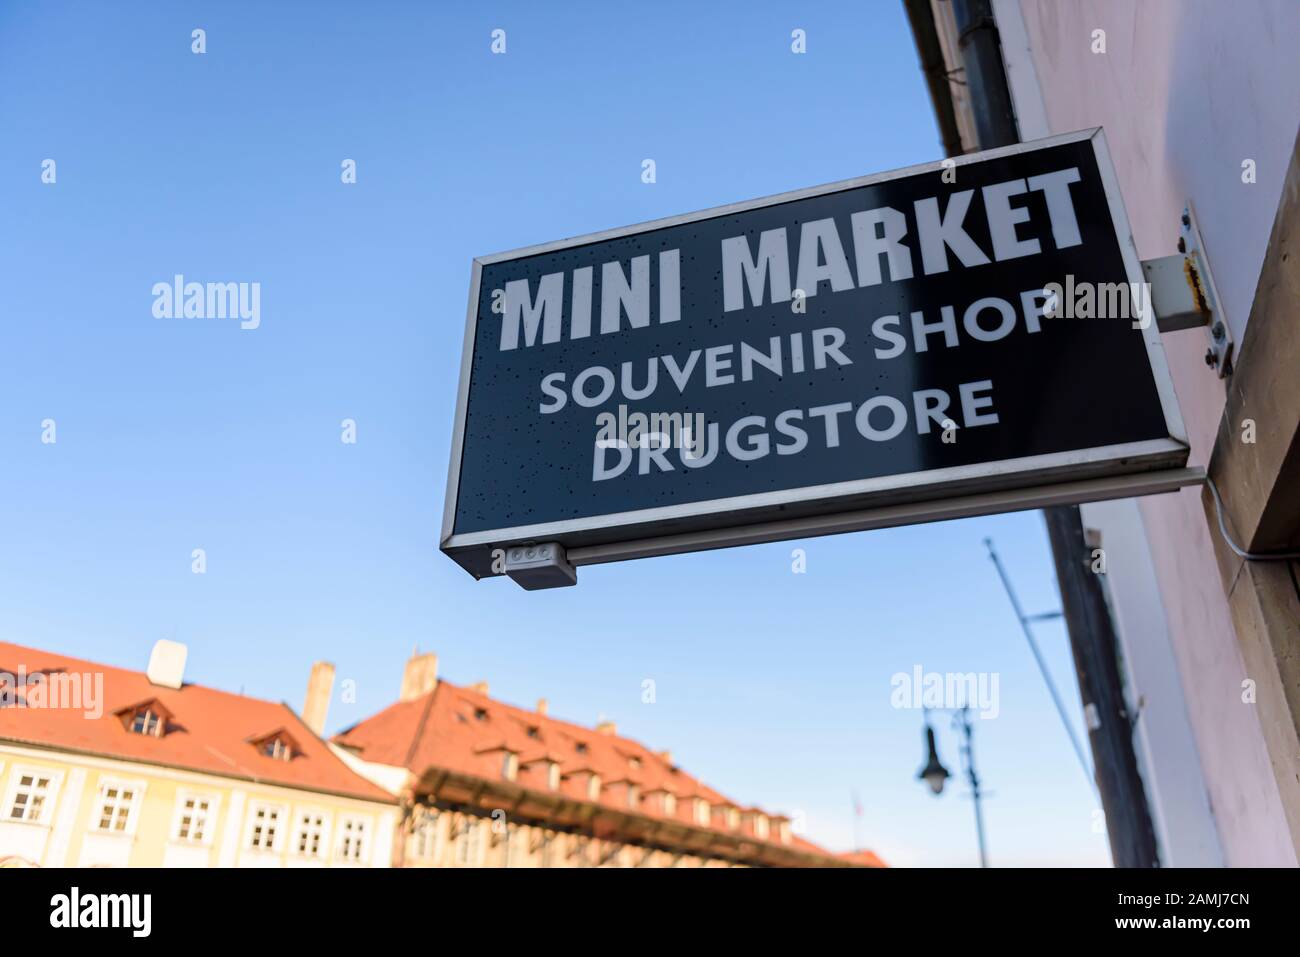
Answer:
441;128;1193;576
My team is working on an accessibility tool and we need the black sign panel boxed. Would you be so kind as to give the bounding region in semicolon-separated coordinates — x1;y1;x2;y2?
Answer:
442;130;1189;578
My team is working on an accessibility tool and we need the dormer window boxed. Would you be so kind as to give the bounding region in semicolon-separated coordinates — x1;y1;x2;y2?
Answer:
575;741;588;755
249;730;299;762
132;708;162;736
628;756;641;770
526;725;540;739
474;707;488;721
694;798;710;826
114;699;173;738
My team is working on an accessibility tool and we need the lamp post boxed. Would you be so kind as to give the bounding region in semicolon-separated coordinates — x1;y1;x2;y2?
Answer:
916;707;989;868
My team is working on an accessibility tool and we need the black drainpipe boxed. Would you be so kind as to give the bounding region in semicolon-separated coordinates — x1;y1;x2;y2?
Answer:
909;0;1161;868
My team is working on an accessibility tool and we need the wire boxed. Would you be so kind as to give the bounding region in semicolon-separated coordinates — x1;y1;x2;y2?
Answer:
984;538;1096;791
1205;476;1300;561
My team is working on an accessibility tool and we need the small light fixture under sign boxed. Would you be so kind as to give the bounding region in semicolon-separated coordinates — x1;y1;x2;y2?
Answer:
503;542;576;590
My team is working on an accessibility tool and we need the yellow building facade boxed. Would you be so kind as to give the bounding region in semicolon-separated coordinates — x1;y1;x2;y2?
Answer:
0;640;398;868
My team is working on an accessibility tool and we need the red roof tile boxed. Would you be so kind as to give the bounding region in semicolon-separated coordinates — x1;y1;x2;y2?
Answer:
0;641;393;804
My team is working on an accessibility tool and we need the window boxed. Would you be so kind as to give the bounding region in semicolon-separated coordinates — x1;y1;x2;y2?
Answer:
336;816;369;862
412;810;440;860
294;811;326;857
114;699;172;737
95;782;140;833
454;817;484;866
473;707;488;721
547;762;560;790
627;784;640;808
663;793;677;817
694;798;710;826
754;814;770;840
130;708;163;736
248;803;284;851
628;756;641;770
501;752;518;781
174;793;215;843
7;771;56;823
574;741;588;755
573;834;590;866
250;730;298;762
526;725;540;739
726;807;740;830
587;774;601;801
502;822;521;867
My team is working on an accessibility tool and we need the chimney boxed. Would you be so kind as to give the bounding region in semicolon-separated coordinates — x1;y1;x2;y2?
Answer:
146;640;188;690
658;750;673;766
399;651;439;702
470;681;489;695
302;661;335;735
536;698;548;715
596;720;617;736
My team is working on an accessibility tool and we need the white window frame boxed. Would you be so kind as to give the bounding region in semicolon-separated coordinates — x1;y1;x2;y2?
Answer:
3;765;63;826
92;777;147;836
454;815;485;867
261;736;292;761
335;814;370;864
290;806;331;859
170;790;220;846
129;707;164;737
411;808;441;861
245;801;288;852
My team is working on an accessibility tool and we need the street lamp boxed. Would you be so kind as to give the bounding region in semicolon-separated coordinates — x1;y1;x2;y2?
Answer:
916;707;989;867
917;725;950;794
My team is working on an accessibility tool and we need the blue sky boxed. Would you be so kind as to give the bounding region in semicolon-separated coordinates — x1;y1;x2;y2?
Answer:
0;0;1106;866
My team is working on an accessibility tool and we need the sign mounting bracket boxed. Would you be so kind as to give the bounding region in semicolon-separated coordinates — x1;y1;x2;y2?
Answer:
1142;202;1235;376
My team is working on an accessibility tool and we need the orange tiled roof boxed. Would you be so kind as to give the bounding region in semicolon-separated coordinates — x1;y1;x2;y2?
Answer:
334;676;884;864
0;641;392;804
838;849;888;867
